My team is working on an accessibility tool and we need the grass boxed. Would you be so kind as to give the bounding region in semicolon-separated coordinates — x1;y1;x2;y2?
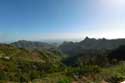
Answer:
32;72;72;83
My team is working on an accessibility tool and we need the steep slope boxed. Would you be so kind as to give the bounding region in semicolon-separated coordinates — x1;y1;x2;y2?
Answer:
0;44;62;63
0;44;64;82
59;37;125;56
79;37;125;49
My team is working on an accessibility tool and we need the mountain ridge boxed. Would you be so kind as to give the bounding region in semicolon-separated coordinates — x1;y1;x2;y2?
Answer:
10;40;56;50
59;37;125;56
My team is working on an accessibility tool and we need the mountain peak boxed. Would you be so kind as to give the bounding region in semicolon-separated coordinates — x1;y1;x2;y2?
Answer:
84;36;90;40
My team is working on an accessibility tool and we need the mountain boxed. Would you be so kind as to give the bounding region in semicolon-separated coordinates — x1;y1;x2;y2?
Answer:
0;43;63;64
1;39;125;83
0;44;64;82
11;40;56;51
59;37;125;56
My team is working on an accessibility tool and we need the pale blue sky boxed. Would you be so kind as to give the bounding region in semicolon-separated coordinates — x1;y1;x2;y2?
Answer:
0;0;125;42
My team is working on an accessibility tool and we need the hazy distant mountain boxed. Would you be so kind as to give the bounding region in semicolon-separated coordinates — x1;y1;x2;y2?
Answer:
11;40;56;50
59;37;125;56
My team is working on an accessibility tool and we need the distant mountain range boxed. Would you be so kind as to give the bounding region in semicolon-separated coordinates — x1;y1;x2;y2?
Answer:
59;37;125;56
2;37;125;57
0;38;125;82
11;40;56;51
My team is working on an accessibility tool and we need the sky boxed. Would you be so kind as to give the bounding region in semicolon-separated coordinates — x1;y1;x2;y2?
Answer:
0;0;125;42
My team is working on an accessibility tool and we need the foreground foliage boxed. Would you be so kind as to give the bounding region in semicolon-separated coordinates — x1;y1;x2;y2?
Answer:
0;43;125;83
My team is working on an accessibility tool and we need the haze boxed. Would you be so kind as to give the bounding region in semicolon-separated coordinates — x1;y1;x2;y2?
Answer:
0;0;125;42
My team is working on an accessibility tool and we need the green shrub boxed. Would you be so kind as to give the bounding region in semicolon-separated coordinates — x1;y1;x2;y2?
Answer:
58;78;71;83
106;75;125;83
0;71;8;80
66;65;101;77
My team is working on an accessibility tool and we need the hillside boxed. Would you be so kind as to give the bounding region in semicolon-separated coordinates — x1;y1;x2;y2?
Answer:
0;44;64;82
59;37;125;56
0;39;125;83
11;40;56;50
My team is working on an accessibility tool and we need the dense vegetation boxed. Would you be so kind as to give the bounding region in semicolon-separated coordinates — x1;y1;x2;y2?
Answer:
0;38;125;83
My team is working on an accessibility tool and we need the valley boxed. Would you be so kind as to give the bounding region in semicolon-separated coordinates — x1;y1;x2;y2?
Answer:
0;38;125;83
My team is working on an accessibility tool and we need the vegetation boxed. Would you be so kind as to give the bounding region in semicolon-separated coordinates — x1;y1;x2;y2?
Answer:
0;39;125;83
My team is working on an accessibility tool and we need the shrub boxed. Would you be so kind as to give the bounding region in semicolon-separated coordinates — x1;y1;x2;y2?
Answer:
58;78;71;83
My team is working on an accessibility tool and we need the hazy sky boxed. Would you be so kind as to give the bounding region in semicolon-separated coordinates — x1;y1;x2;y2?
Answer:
0;0;125;42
